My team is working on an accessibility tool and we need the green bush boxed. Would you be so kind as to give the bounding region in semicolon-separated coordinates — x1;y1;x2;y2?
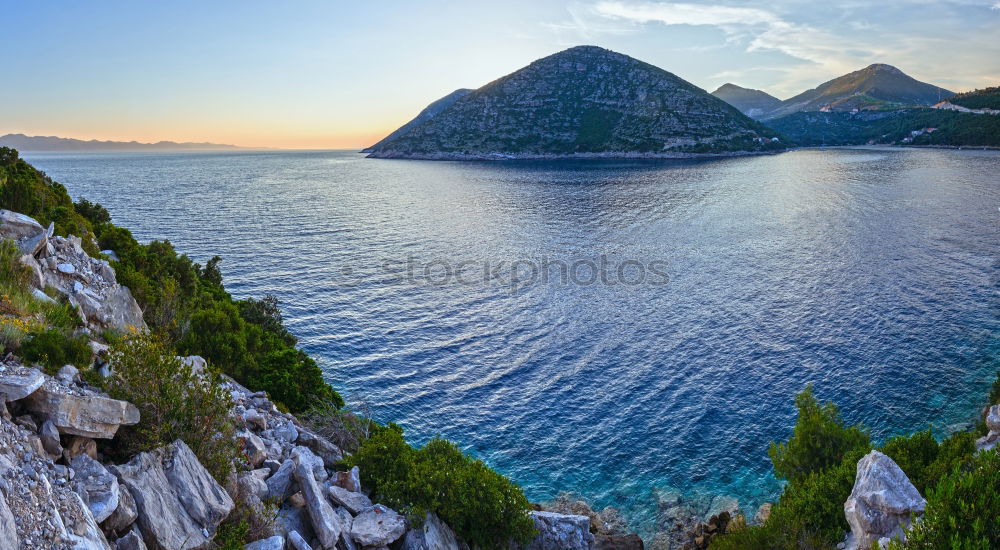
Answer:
769;384;870;483
880;429;976;495
343;423;536;549
891;449;1000;549
19;328;92;373
100;331;238;482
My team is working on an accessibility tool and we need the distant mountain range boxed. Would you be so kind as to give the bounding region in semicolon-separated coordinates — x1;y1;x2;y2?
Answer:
0;134;244;152
367;46;782;159
710;84;782;119
713;64;954;120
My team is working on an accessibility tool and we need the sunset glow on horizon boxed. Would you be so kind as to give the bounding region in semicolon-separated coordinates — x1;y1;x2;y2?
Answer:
4;1;1000;149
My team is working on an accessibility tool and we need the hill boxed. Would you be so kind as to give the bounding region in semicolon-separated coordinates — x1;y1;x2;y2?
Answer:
366;46;784;159
946;86;1000;110
765;64;953;119
711;83;782;119
763;108;1000;147
362;88;473;152
0;133;244;152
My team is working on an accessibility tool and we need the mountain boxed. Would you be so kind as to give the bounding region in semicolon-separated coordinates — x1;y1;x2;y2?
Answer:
711;83;782;119
367;46;783;159
0;134;244;152
362;88;473;152
765;64;953;119
945;86;1000;110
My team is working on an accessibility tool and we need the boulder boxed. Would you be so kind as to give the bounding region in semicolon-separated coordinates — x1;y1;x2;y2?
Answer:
523;511;594;550
332;466;361;493
19;228;49;257
844;450;926;550
103;483;138;535
238;430;268;468
297;429;343;468
24;383;140;439
327;485;372;515
244;536;285;550
244;409;268;431
350;504;406;548
20;253;45;289
287;531;314;550
402;513;461;550
57;364;81;385
753;503;772;525
114;529;148;550
292;447;342;549
109;440;234;550
71;454;121;523
0;209;44;240
266;459;297;501
975;404;1000;452
40;419;63;457
0;366;45;400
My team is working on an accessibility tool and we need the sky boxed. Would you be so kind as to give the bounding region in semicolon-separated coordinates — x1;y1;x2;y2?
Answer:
2;0;999;149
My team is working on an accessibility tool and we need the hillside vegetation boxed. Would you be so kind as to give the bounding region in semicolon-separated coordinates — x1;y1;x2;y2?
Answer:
764;109;1000;147
0;146;341;412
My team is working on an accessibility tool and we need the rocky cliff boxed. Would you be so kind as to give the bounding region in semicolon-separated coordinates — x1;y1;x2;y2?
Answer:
366;46;784;159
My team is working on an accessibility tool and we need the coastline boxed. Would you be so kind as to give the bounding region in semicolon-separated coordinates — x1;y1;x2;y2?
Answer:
364;149;788;161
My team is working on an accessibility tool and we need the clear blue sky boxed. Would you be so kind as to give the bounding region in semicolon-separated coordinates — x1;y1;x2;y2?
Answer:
2;0;998;148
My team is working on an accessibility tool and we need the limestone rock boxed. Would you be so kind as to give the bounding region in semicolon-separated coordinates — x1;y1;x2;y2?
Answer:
24;382;140;439
326;485;372;515
70;454;121;523
103;483;138;535
297;429;343;468
975;404;1000;452
402;513;460;550
65;436;99;462
523;511;594;550
350;504;406;548
244;535;285;550
64;490;114;550
0;366;45;400
238;430;268;468
292;447;342;549
844;450;926;550
288;531;314;550
40;419;63;457
266;459;296;501
331;466;361;494
109;439;234;550
0;209;44;240
114;529;148;550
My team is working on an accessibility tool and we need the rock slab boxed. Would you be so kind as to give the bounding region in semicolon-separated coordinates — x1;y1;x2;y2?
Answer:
844;450;926;550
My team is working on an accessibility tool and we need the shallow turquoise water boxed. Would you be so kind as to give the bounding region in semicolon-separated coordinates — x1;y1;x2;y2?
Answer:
23;147;1000;536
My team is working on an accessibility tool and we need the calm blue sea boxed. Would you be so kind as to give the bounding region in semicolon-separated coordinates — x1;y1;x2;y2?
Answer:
23;148;1000;537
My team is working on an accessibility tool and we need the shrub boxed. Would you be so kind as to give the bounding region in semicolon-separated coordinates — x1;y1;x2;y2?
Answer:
343;423;536;549
19;328;92;373
769;384;870;483
301;400;374;454
892;449;1000;549
100;331;237;482
880;429;976;495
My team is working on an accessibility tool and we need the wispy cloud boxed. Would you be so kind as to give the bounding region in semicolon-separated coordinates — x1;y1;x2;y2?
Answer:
590;1;878;92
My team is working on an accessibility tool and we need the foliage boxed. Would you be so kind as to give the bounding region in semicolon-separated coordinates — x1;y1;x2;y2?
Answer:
301;400;375;454
947;87;1000;110
213;517;249;550
100;331;238;482
880;429;976;495
343;423;536;549
19;328;92;373
769;384;870;483
891;449;1000;549
764;108;1000;147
